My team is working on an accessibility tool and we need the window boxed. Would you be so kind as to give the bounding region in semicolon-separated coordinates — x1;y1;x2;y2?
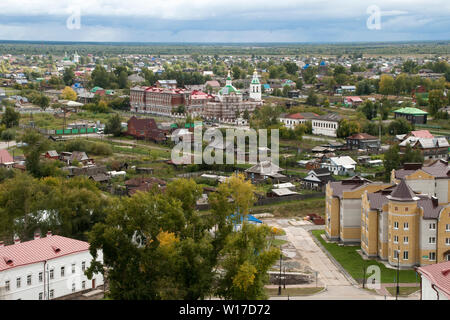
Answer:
72;264;76;274
61;267;65;277
39;292;43;300
27;275;31;286
16;277;21;288
429;223;436;230
403;251;409;260
393;250;399;260
403;236;409;244
446;238;450;245
82;261;86;272
405;207;408;212
394;221;399;229
395;207;398;212
49;289;54;299
5;281;10;291
429;237;436;244
50;269;54;280
404;222;409;230
393;235;398;243
82;281;86;290
446;224;450;232
39;272;43;283
430;252;436;261
72;283;76;293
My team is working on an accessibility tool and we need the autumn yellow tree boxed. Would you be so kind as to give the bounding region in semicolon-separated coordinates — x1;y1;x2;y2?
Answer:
61;86;77;101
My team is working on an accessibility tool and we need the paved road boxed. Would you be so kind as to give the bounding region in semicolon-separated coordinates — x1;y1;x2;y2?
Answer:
265;219;418;300
0;141;16;150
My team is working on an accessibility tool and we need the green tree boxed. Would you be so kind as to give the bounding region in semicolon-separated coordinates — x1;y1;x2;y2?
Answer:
1;106;20;128
215;223;279;300
104;113;123;137
428;89;445;116
337;119;361;138
306;90;318;106
63;67;75;86
379;74;395;95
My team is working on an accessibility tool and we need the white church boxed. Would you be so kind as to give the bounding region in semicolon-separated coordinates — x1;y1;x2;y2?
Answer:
203;70;263;120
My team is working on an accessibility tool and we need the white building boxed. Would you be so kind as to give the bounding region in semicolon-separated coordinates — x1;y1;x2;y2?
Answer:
322;156;356;176
417;261;450;300
249;71;262;101
0;232;103;300
311;114;341;137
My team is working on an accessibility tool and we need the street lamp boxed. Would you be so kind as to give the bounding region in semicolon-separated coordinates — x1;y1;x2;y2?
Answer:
396;246;400;300
278;245;282;296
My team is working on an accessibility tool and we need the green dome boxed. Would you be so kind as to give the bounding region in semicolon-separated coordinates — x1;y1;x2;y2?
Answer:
219;84;241;95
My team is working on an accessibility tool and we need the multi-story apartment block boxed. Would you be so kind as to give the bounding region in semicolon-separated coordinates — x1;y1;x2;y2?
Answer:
324;160;450;268
0;232;104;300
325;176;392;243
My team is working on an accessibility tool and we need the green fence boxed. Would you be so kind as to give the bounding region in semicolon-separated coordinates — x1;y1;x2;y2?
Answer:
53;128;98;135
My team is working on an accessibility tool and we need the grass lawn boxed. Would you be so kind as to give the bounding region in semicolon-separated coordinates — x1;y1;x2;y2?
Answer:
265;287;324;297
385;286;420;296
311;230;419;284
251;197;325;218
271;239;288;247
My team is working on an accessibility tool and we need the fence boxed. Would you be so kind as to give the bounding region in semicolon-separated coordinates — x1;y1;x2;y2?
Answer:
19;124;98;135
196;192;325;211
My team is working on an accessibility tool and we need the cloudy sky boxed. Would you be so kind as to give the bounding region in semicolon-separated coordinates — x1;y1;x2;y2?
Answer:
0;0;449;42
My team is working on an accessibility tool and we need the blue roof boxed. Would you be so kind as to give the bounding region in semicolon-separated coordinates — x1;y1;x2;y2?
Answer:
263;84;271;89
320;61;326;66
303;64;310;69
229;214;263;224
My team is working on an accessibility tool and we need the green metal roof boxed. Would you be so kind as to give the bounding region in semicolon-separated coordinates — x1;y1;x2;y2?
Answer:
219;84;241;95
394;107;428;115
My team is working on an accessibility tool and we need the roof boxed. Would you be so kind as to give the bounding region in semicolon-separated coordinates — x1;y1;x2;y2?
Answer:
245;161;284;175
399;137;449;149
330;156;356;167
345;96;363;102
418;196;443;219
410;130;434;139
0;235;90;271
318;113;341;122
329;176;372;197
0;149;14;164
394;107;428;115
271;188;299;196
388;180;418;201
347;133;378;140
46;150;59;157
417;261;450;299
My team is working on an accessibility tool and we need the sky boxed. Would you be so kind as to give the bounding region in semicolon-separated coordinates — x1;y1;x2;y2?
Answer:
0;0;449;43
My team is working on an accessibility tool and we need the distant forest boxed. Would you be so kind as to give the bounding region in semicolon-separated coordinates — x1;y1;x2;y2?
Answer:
0;41;449;56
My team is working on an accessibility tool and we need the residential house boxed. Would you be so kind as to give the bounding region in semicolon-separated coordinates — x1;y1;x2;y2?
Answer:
322;156;357;176
394;107;428;124
70;151;93;166
311;113;341;137
44;150;59;160
399;137;449;161
0;149;14;168
344;96;363;107
126;116;166;142
417;261;450;300
301;168;334;192
245;161;286;181
346;133;380;151
0;232;104;300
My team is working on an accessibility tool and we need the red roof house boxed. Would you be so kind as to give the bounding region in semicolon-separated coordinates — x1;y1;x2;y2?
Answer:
0;149;14;164
126;116;166;142
417;261;450;300
0;233;90;272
